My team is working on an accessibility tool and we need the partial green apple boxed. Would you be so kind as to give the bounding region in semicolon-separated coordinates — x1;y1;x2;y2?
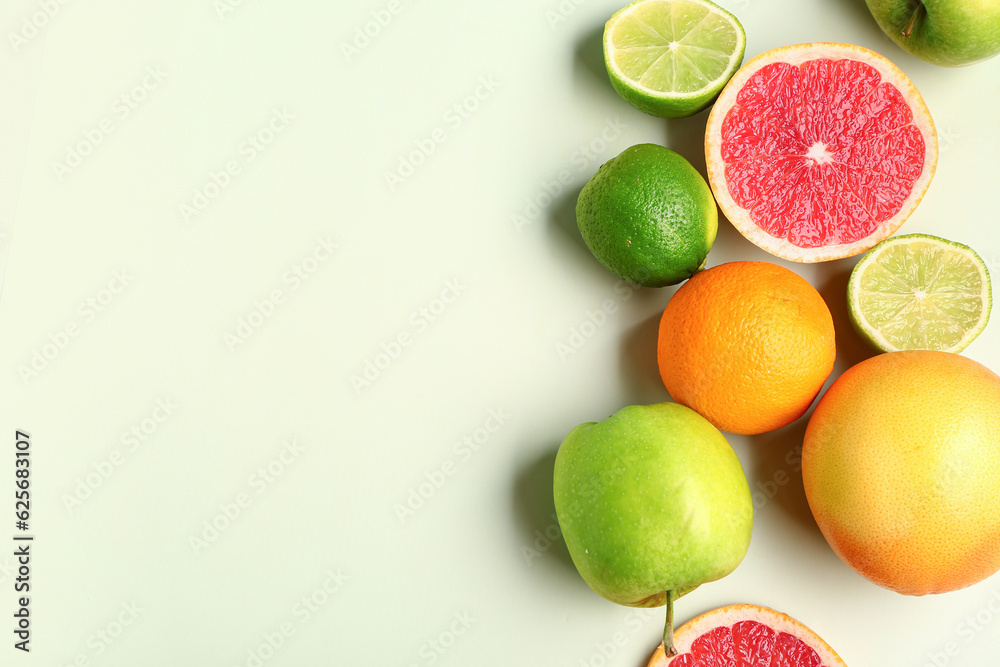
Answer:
865;0;1000;66
553;403;752;656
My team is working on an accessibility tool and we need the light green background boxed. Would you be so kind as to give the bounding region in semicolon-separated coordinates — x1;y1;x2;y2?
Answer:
1;0;999;665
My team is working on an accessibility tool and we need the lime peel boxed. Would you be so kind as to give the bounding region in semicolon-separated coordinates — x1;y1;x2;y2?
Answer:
576;143;718;288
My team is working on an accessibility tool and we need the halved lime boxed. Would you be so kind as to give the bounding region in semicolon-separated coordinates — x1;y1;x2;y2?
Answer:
603;0;746;118
848;234;993;353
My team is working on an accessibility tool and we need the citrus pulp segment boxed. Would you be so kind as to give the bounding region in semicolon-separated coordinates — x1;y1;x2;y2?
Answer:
604;0;746;118
848;233;992;352
705;42;938;262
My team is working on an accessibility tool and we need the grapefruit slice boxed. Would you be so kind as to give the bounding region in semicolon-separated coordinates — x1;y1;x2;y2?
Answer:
648;605;847;667
705;43;937;263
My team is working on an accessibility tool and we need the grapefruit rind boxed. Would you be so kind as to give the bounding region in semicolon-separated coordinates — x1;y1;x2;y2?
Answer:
704;42;938;263
647;604;848;667
847;233;993;353
802;351;1000;595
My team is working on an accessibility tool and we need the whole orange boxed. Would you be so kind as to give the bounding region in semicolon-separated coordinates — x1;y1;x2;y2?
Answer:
656;261;835;435
803;351;1000;595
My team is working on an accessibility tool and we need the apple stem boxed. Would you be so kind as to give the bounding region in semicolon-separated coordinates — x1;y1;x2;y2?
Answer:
662;589;678;658
901;2;925;38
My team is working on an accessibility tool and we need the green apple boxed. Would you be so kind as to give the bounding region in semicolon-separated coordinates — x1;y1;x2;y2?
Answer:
865;0;1000;66
553;403;752;656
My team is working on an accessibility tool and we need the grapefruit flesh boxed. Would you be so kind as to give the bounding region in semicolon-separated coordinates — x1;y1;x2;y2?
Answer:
648;605;847;666
705;43;937;262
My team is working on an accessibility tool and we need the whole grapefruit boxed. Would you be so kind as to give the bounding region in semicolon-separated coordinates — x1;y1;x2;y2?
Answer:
803;351;1000;595
657;261;835;435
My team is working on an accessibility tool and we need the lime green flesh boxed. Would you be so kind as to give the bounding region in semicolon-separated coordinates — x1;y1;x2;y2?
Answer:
605;0;745;117
611;2;738;93
850;234;993;353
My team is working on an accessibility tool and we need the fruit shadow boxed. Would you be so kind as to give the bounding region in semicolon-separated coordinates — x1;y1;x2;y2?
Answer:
551;25;615;271
548;186;591;259
619;308;673;406
548;184;634;288
573;24;618;103
663;112;710;179
747;419;822;538
837;0;871;19
815;260;878;374
834;0;899;44
511;448;578;579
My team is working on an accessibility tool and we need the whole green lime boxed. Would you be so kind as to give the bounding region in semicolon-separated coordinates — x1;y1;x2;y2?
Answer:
576;144;717;287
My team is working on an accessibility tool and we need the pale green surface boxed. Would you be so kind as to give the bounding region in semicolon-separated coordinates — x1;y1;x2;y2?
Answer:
0;1;998;665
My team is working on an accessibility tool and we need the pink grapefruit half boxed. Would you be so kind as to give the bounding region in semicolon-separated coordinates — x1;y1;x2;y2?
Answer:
705;43;937;262
648;605;848;667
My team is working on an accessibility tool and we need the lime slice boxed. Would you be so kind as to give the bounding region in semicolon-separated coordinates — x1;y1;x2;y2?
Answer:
848;234;993;353
603;0;746;118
